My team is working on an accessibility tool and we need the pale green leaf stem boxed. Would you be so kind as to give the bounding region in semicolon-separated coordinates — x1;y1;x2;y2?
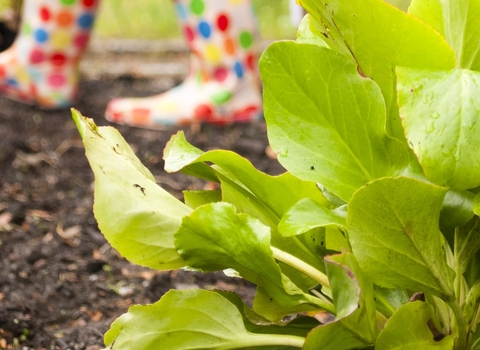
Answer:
448;300;467;350
271;247;331;290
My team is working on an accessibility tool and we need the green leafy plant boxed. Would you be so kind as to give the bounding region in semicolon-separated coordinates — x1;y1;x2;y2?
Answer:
72;0;480;348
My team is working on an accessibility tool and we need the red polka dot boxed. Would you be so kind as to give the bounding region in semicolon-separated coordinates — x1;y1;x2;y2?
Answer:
51;53;67;66
184;26;195;42
246;54;256;70
0;65;5;78
40;7;51;22
83;0;96;7
48;73;66;87
194;104;213;120
233;105;260;122
30;49;45;64
74;33;90;49
214;68;228;82
217;14;229;31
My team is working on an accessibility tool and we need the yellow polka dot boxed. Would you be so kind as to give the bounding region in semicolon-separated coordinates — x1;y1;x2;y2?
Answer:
51;31;71;50
15;67;30;84
205;44;221;63
157;100;179;113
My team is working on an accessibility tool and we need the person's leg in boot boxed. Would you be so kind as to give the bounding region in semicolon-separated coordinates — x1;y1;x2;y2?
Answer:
0;0;98;108
105;0;262;127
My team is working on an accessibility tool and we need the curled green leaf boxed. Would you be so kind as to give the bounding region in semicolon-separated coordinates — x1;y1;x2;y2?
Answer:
72;109;190;270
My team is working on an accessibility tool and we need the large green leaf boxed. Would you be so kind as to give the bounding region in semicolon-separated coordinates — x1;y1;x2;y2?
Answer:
347;177;455;301
175;202;332;314
303;253;377;349
165;131;328;284
164;131;328;220
72;109;189;270
300;0;455;141
376;301;454;349
104;289;306;349
397;67;480;189
216;172;326;291
278;198;346;237
260;42;409;202
410;0;480;70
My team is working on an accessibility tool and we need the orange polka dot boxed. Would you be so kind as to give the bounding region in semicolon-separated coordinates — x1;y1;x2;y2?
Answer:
224;38;236;55
57;11;74;27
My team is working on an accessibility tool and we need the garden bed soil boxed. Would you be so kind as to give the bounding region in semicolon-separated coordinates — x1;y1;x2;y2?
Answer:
0;38;284;349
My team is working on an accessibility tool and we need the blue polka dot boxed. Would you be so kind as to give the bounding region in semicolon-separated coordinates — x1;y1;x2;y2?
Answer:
198;21;211;38
176;4;187;20
78;13;95;29
34;29;48;43
6;78;18;86
30;70;42;83
234;62;244;78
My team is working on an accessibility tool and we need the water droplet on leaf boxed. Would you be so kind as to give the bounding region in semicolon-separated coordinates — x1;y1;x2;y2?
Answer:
425;121;435;133
279;148;288;157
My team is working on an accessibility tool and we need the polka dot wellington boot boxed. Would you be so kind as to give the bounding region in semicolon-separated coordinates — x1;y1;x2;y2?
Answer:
105;0;263;126
0;0;98;108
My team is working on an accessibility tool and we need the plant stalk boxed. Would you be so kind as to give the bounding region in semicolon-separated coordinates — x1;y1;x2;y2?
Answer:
448;300;467;350
271;247;330;289
242;334;306;349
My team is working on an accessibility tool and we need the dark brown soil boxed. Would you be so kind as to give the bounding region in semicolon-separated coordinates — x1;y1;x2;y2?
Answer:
0;38;284;349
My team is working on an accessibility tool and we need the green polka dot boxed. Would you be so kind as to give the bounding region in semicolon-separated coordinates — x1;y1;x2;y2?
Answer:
60;0;77;5
211;90;232;105
239;31;253;49
190;0;205;15
195;71;202;85
23;22;32;35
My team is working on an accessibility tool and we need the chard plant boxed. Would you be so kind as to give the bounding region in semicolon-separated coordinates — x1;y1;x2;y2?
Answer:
73;0;480;348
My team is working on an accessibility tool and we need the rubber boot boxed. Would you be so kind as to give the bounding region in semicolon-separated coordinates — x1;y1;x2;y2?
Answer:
0;0;98;108
105;0;263;126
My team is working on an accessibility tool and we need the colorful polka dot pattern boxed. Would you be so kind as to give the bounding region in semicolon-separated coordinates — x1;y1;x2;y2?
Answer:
175;0;258;84
106;0;263;127
0;0;98;107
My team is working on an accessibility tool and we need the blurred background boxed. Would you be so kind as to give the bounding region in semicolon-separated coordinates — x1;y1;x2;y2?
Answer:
0;0;299;41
